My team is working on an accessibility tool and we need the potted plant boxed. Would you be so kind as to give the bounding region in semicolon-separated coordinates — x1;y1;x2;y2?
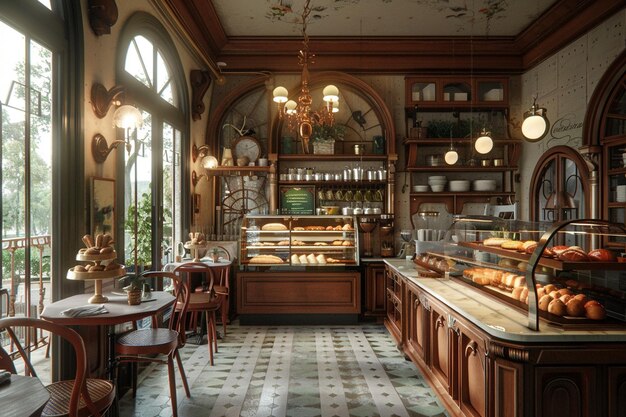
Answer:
311;124;345;154
119;274;144;305
209;247;222;263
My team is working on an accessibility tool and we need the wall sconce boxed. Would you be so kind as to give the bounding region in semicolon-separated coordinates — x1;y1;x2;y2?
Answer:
192;144;210;163
522;97;549;141
191;170;209;187
91;104;143;163
91;82;125;118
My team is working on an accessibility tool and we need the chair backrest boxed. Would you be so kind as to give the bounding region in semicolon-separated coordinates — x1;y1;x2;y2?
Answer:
485;202;518;220
0;317;95;417
141;271;189;336
0;288;8;318
207;245;230;261
173;262;217;293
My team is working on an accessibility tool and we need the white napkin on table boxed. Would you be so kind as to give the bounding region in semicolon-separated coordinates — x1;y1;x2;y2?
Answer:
61;304;108;317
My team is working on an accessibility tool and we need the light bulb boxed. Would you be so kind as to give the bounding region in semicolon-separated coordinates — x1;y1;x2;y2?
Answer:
522;114;548;141
322;85;339;102
285;100;297;115
444;149;458;165
475;131;493;154
113;105;143;129
332;101;339;113
202;155;218;169
272;86;288;103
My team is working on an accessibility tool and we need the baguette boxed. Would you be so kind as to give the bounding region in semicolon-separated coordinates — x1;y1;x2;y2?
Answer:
249;254;284;264
261;223;288;231
483;237;510;246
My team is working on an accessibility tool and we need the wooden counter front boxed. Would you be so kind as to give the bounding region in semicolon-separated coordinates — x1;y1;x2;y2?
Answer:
237;271;360;315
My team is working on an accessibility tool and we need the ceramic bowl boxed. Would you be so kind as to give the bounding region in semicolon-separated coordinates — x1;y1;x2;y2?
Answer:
413;185;430;192
430;184;445;192
449;180;470;192
473;179;497;191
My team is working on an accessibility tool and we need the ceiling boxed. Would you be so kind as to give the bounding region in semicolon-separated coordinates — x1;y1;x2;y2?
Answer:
162;0;623;74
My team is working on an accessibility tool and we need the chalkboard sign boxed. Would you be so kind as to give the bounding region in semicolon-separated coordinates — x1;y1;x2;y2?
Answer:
280;185;315;215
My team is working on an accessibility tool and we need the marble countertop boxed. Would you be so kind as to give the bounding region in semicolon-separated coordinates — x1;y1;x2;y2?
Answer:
385;259;626;343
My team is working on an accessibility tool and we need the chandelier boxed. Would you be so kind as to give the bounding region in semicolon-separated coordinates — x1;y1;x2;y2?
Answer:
272;0;339;154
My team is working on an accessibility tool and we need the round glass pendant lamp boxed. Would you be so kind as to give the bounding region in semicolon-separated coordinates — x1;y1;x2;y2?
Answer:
521;99;549;141
475;128;493;154
444;149;459;165
113;105;143;130
202;155;219;169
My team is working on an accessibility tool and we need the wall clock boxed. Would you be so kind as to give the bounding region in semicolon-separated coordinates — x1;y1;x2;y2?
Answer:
233;135;261;163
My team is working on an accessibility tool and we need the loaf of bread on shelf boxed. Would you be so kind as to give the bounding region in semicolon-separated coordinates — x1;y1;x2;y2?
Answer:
249;254;284;264
587;248;616;262
558;247;589;262
314;242;328;246
332;240;343;246
483;237;510;246
277;240;290;246
305;225;325;231
501;240;524;250
342;223;354;231
261;223;288;231
306;253;317;264
316;254;327;264
293;226;305;231
299;254;308;264
522;240;538;254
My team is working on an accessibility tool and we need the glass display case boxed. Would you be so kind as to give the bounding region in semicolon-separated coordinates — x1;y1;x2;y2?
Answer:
414;216;626;330
240;215;359;267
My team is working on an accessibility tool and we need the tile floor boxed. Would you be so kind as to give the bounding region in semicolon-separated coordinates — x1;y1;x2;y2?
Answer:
118;323;448;417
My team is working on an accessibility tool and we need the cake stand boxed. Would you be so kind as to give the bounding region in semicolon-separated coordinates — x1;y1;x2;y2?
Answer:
67;250;125;303
184;242;208;262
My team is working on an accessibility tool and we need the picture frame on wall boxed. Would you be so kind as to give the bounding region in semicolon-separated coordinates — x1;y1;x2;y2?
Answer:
91;177;115;238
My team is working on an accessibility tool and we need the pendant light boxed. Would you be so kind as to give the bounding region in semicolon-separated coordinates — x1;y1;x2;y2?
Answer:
475;128;493;154
522;97;549;141
444;125;458;165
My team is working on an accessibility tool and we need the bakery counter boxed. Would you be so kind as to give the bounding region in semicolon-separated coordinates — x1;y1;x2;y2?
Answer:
384;258;626;417
385;259;626;343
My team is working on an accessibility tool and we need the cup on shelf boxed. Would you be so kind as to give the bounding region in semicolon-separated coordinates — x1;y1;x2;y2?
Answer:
258;158;268;166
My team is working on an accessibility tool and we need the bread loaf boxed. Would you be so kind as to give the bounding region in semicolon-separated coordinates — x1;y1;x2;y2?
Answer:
501;240;524;250
291;254;300;264
588;248;616;262
522;240;538;254
249;255;284;264
483;237;510;246
558;248;589;262
261;223;287;231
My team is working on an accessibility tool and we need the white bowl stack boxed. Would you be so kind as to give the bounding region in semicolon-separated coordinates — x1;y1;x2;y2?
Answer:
413;185;430;192
449;180;470;192
473;179;497;191
428;175;447;192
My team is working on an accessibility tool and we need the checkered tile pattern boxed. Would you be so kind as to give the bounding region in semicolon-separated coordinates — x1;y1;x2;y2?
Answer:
119;324;448;417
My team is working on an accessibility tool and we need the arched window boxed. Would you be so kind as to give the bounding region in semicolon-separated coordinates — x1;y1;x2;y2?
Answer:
117;13;188;271
0;0;82;343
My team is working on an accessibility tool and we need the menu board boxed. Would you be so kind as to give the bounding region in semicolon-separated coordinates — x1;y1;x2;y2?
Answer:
280;185;315;215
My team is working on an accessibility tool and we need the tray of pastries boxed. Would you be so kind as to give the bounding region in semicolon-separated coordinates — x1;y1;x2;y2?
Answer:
76;233;117;261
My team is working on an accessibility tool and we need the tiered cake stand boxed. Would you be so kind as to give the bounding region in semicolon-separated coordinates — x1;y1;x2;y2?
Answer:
67;250;125;303
184;242;208;262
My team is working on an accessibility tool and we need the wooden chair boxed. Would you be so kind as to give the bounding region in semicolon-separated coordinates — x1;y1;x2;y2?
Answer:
207;246;232;336
0;316;115;417
173;262;224;366
115;271;190;417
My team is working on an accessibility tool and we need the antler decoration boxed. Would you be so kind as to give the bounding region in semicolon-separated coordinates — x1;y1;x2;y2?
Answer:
222;115;248;137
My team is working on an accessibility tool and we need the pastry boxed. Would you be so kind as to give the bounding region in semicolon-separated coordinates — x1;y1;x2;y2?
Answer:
501;240;524;250
585;302;606;320
342;224;354;231
74;265;87;272
558;248;589;262
95;233;104;248
326;225;334;231
277;240;290;246
85;247;100;255
90;265;105;272
299;254;308;264
551;245;570;256
342;240;353;246
314;242;328;246
588;248;616;262
305;226;325;231
472;275;490;285
522;240;538;254
334;225;342;231
82;234;95;248
565;298;585;317
332;240;343;246
100;246;113;254
104;261;119;271
512;275;526;289
538;295;553;311
548;299;567;316
292;240;306;246
511;287;525;300
293;227;305;231
291;254;300;264
316;254;327;264
483;237;510;246
261;223;288;231
306;253;317;264
249;254;284;264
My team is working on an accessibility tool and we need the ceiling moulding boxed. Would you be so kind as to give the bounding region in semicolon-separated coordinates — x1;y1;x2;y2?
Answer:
518;0;625;70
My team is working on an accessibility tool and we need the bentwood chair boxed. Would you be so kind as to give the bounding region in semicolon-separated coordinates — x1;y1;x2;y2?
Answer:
173;262;224;366
115;271;190;417
0;317;115;417
206;246;232;335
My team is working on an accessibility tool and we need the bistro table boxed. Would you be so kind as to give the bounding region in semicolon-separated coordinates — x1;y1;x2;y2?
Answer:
0;374;50;417
41;291;175;416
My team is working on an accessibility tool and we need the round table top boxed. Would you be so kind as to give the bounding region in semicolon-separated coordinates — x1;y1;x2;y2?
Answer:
0;374;50;417
163;258;232;272
40;291;175;326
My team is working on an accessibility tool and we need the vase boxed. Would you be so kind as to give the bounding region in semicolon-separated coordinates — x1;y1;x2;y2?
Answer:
221;147;234;166
127;288;142;305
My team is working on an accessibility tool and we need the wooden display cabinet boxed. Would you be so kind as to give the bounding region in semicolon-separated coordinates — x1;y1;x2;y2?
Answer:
405;76;508;108
364;262;386;317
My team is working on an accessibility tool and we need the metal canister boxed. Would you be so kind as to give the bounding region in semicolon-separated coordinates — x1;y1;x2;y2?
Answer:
343;167;352;181
367;169;377;181
377;169;387;181
354;144;363;155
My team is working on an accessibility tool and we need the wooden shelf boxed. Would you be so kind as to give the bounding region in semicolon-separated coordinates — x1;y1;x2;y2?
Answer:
281;180;386;186
410;191;515;197
278;154;388;161
407;166;518;172
404;138;521;146
206;166;271;176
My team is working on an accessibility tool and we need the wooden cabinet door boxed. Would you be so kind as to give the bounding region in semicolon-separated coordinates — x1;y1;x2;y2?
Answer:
459;323;487;417
406;287;429;364
430;303;451;393
535;367;597;417
491;356;523;417
608;367;626;417
365;264;386;316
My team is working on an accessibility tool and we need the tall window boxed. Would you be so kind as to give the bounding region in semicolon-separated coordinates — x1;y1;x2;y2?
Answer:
1;0;80;352
118;14;187;271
